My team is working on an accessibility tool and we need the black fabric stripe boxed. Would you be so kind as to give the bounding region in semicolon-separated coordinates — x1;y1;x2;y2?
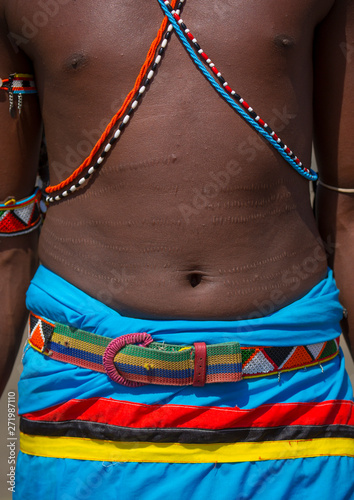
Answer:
20;418;354;444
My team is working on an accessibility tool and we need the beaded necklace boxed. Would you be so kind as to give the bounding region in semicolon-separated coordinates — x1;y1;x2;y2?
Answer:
46;0;316;203
157;0;317;181
45;0;183;202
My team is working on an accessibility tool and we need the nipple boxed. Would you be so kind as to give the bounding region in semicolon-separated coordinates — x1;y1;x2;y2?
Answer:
274;34;295;49
64;52;88;72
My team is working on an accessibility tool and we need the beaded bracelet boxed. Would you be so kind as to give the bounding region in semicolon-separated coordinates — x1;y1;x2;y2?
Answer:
0;188;42;237
0;73;37;114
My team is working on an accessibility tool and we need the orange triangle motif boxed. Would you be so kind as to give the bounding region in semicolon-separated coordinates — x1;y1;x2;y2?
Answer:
282;346;313;370
30;322;45;351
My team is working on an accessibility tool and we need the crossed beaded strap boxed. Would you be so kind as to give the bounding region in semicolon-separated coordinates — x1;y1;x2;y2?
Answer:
45;0;183;203
46;0;316;203
157;0;317;182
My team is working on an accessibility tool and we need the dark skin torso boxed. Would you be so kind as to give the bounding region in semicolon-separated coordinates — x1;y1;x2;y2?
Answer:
2;0;335;320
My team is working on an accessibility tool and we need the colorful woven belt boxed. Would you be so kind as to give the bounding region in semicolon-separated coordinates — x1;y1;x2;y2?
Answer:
28;312;340;387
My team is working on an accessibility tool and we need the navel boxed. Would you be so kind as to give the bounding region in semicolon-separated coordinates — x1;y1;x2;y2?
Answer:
187;272;203;288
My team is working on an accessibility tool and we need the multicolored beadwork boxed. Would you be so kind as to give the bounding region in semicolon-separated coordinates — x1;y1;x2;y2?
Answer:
158;0;317;181
0;73;37;114
28;312;340;386
0;188;42;237
46;1;185;203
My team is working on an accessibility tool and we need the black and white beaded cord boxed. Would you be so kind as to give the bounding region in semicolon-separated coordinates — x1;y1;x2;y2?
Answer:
159;0;317;181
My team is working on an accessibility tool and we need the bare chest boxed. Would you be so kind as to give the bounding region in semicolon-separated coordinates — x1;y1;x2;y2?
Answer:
5;0;333;82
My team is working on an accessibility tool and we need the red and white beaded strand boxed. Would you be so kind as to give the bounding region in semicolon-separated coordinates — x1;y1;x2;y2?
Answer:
46;1;185;203
163;0;311;176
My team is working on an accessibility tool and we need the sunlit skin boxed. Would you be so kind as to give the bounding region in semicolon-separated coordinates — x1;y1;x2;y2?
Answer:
0;0;353;392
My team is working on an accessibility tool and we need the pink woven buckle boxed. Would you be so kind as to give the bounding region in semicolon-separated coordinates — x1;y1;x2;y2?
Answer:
103;332;153;387
193;342;207;387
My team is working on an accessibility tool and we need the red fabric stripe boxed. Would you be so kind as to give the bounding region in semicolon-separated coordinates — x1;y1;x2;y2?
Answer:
187;32;194;40
201;52;208;60
258;118;265;127
224;85;232;93
211;66;219;75
22;398;354;430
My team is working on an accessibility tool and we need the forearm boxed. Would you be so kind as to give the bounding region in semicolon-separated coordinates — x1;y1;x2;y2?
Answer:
316;187;354;358
0;231;39;396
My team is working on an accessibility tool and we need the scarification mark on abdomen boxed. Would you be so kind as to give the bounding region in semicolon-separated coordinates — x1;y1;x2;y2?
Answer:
221;179;284;193
205;191;292;210
218;250;297;274
46;216;184;228
225;280;296;296
213;204;296;224
42;228;183;254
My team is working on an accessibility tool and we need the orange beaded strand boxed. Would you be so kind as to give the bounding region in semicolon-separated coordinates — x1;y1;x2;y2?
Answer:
45;0;179;195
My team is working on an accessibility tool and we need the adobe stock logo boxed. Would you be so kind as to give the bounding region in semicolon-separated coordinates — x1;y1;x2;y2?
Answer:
8;0;71;52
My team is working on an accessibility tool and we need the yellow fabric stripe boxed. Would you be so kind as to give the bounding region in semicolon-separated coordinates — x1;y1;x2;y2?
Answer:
20;433;354;464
